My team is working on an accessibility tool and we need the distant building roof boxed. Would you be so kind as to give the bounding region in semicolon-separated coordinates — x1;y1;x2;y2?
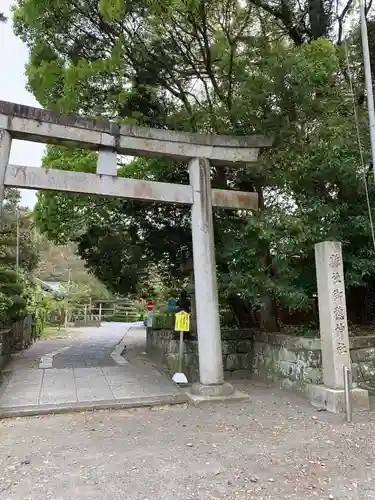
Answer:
35;278;66;298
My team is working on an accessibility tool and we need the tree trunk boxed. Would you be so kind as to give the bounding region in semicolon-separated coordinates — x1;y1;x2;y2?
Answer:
260;295;278;332
227;294;257;328
257;185;278;332
308;0;329;39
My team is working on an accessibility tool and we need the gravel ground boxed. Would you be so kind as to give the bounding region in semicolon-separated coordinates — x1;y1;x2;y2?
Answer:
1;381;375;500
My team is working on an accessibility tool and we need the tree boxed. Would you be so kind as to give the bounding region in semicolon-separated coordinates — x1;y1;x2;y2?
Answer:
34;149;192;295
14;0;375;329
3;188;40;273
0;188;40;326
36;232;112;296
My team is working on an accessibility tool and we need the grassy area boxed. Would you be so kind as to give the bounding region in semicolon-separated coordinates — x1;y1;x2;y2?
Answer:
39;326;73;340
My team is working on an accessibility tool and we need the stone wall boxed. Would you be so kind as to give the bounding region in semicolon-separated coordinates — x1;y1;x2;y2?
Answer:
251;333;322;388
350;336;375;388
146;328;375;388
147;329;198;381
253;333;375;388
147;328;254;382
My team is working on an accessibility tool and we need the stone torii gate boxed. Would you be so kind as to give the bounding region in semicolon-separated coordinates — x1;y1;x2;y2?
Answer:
0;101;272;403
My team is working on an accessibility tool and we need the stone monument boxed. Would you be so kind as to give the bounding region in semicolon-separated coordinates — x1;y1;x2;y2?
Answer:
308;241;369;413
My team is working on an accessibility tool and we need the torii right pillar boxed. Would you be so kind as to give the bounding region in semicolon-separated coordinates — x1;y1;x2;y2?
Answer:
186;157;249;404
308;241;369;413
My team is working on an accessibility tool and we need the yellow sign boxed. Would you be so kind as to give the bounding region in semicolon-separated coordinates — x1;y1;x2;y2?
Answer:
174;311;190;332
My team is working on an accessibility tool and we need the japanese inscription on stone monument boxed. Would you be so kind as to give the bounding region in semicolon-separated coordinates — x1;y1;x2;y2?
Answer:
329;250;348;355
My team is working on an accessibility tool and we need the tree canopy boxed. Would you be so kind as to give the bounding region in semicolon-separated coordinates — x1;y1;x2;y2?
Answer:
0;189;40;326
12;0;375;329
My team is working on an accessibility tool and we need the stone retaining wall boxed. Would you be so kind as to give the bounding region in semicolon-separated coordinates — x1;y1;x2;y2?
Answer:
253;333;375;388
146;328;375;388
147;328;255;382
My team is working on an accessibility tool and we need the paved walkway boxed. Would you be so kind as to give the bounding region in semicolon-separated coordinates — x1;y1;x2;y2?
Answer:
0;323;185;417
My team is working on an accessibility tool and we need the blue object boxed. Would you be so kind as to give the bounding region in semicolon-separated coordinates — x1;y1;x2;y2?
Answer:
167;298;178;312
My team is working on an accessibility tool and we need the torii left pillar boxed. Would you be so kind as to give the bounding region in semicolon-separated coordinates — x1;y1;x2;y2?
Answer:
187;158;249;404
0;130;11;216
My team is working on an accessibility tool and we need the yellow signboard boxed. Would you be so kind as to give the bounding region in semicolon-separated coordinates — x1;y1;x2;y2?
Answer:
174;311;190;332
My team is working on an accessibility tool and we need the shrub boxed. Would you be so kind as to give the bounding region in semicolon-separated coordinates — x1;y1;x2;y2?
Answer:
152;312;174;330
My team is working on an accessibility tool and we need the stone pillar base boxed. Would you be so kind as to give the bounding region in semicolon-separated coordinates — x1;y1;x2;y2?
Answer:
307;384;369;413
185;382;250;406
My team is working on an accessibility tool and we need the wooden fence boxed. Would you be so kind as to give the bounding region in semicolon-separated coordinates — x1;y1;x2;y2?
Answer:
70;299;142;327
0;314;34;368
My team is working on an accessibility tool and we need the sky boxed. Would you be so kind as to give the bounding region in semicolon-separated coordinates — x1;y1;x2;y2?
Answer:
0;0;43;208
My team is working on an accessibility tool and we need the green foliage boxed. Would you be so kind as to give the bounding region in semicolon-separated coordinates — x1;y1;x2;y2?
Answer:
98;0;125;23
62;280;112;304
14;0;375;330
152;311;175;330
105;312;142;322
30;292;53;337
0;189;41;326
34;149;191;296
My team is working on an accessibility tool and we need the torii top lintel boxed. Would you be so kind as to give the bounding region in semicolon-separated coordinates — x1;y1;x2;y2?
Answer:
0;101;272;165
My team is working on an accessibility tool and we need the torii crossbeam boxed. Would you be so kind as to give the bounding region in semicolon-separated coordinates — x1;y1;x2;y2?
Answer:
0;100;272;403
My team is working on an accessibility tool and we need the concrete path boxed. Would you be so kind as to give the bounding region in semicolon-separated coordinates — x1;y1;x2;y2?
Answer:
0;323;185;417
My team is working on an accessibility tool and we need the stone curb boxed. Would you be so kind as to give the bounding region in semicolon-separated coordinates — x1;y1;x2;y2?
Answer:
110;323;145;365
39;346;70;369
0;393;188;419
185;389;250;407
